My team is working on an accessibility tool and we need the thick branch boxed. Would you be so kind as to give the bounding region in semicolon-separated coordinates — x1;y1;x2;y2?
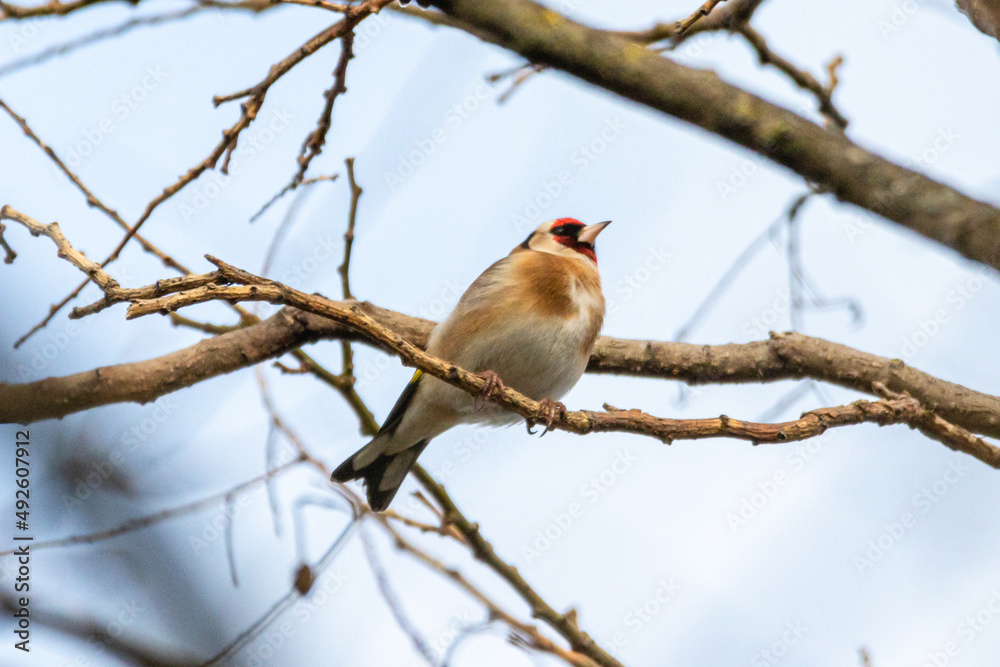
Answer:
4;205;998;445
2;296;999;447
426;0;1000;272
6;257;999;468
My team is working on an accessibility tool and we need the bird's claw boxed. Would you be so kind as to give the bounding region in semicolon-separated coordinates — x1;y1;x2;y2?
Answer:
527;398;566;436
474;370;505;412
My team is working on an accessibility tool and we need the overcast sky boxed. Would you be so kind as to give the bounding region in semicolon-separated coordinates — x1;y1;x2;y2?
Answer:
2;1;1000;666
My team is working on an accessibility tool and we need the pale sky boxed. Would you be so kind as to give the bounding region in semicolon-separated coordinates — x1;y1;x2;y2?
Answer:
2;1;1000;666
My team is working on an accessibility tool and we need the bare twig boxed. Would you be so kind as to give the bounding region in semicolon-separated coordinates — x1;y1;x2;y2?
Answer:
294;31;355;186
736;24;848;129
112;258;977;457
9;0;393;347
340;157;362;301
0;96;186;273
0;595;196;666
676;0;728;36
168;312;239;335
376;511;597;666
421;0;1000;275
250;14;357;221
250;173;338;224
0;6;206;79
412;465;622;667
0;0;127;20
674;192;811;342
872;382;1000;467
610;0;766;45
197;503;359;666
0;221;15;263
359;527;440;665
6;204;1000;452
0;459;303;557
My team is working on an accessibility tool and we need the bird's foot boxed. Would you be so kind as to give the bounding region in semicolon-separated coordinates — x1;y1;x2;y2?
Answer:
473;370;506;411
527;398;566;436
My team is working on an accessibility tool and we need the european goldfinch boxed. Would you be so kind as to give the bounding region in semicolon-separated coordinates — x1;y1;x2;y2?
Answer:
332;218;611;511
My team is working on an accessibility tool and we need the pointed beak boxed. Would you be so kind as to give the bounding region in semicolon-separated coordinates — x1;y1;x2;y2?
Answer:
577;220;611;245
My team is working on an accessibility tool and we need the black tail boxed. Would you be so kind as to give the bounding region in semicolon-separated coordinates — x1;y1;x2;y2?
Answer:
331;439;429;512
332;370;428;511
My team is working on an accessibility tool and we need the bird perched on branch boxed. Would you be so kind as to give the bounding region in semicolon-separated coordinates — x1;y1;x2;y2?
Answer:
332;218;611;511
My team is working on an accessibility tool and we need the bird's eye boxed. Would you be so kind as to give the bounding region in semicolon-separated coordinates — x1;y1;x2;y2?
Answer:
550;225;574;236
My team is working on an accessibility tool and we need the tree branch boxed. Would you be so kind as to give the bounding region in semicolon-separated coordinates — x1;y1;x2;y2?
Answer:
412;464;619;667
8;245;1000;468
4;206;1000;456
424;0;1000;273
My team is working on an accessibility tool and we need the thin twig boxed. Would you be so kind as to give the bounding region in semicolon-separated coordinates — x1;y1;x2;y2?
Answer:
674;193;811;342
412;465;623;667
376;512;598;666
168;312;239;335
0;6;206;79
293;30;355;187
872;382;1000;466
0;459;303;557
9;0;393;347
340;157;362;301
736;24;848;129
124;257;953;452
359;526;440;665
0;221;15;263
7;204;1000;451
0;96;186;274
250;174;338;224
675;0;728;36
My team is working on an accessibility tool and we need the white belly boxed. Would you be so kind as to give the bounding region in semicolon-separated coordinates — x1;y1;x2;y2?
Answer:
422;314;592;425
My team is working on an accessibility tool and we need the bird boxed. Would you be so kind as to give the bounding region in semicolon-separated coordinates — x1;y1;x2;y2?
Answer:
331;217;611;511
